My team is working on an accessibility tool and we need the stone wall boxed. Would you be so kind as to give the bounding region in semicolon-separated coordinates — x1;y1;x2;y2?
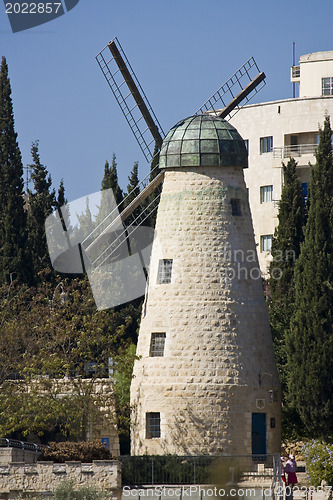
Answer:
0;449;40;466
0;460;121;499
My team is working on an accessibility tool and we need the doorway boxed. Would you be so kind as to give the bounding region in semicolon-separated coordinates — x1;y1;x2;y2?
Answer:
252;413;266;457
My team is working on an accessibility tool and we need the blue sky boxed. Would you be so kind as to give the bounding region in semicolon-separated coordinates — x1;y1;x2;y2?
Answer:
1;0;333;203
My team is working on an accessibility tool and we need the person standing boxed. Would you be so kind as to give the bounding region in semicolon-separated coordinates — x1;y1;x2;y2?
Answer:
285;454;298;488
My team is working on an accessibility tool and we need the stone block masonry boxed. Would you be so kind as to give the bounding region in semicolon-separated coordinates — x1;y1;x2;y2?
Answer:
131;164;281;456
0;460;121;499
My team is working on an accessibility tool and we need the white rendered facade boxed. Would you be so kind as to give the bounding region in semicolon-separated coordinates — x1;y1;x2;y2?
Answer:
230;51;333;274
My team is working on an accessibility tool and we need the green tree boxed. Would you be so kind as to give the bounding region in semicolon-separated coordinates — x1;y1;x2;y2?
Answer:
123;161;141;223
56;178;66;209
0;57;30;284
0;278;141;442
268;158;306;389
101;155;123;205
287;115;333;439
268;158;307;438
113;342;137;454
27;141;57;280
95;155;124;232
126;162;140;203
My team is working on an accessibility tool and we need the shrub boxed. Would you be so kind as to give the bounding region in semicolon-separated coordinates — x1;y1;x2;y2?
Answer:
54;480;111;499
40;440;112;463
302;440;333;486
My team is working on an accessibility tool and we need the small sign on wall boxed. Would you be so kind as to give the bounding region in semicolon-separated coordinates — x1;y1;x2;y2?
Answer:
101;437;110;450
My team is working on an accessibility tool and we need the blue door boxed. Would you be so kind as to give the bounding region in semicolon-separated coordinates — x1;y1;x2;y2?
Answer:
252;413;266;456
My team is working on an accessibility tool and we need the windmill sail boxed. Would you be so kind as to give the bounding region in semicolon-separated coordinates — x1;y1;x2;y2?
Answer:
195;56;266;118
96;37;165;163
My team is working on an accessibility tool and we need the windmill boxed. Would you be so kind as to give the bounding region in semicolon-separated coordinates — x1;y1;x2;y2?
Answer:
90;38;280;458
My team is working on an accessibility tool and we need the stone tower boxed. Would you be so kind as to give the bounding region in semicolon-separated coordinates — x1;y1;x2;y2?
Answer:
130;114;280;456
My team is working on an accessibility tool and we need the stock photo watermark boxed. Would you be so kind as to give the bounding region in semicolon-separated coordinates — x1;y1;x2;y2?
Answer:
3;0;80;32
123;485;333;498
218;247;296;284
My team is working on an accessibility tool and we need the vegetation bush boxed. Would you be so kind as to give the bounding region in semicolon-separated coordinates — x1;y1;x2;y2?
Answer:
54;480;111;499
302;440;333;486
40;440;112;463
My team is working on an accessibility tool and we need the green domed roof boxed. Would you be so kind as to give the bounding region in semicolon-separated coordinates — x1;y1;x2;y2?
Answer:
159;114;248;169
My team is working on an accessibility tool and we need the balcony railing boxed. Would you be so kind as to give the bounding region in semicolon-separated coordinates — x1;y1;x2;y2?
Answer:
272;143;317;159
291;65;300;81
0;438;42;452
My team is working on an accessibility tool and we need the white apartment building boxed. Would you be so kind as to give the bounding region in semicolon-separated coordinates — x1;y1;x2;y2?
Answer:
230;50;333;274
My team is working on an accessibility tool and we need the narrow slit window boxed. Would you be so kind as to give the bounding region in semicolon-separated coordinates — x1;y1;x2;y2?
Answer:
150;333;166;357
231;198;242;216
157;259;173;284
146;412;161;439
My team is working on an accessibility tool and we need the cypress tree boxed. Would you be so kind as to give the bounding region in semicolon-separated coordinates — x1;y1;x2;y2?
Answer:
126;161;140;202
101;154;123;205
0;57;30;284
268;158;306;391
287;115;333;439
56;178;66;209
27;141;56;279
124;161;140;223
97;155;124;226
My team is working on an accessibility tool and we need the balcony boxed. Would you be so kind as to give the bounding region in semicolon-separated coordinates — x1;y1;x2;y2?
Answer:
272;143;317;159
290;65;300;82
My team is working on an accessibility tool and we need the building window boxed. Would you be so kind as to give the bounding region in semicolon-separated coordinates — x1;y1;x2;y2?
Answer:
269;389;279;403
150;333;166;357
157;259;173;284
316;132;333;148
230;198;242;216
244;139;249;151
260;136;273;154
146;412;161;438
302;182;308;204
261;235;272;252
322;77;333;96
260;185;273;203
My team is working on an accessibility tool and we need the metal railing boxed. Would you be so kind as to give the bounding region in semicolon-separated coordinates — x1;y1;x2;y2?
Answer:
120;454;281;486
0;438;42;453
272;144;317;159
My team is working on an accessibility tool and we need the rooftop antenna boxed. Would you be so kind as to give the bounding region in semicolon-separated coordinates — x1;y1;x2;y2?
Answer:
293;41;296;99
